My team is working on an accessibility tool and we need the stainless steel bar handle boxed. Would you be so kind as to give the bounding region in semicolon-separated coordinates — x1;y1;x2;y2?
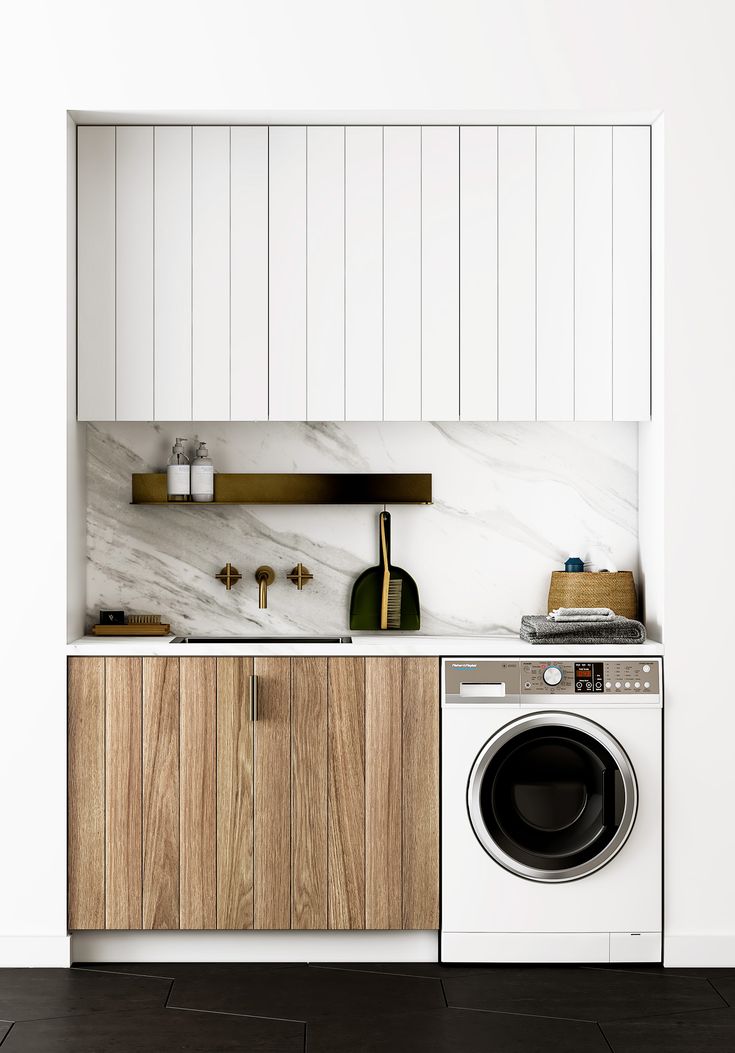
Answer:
249;673;259;722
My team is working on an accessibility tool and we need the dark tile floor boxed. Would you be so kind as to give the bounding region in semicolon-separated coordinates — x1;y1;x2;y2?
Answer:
0;961;733;1051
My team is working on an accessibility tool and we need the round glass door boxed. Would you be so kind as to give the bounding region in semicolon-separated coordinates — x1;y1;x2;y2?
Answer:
467;713;637;882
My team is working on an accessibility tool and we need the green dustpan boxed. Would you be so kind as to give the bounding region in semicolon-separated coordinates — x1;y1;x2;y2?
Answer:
349;511;420;631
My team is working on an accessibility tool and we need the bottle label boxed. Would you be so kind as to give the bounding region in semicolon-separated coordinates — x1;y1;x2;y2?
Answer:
167;464;190;495
191;464;214;497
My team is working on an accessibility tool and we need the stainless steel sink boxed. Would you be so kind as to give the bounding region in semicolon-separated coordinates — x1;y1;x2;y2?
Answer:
172;636;352;644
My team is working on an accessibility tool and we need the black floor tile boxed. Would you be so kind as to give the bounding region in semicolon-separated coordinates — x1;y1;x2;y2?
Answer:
311;961;488;980
443;965;724;1022
601;1006;735;1052
307;1006;611;1053
167;962;445;1019
0;1006;304;1052
0;968;171;1022
75;962;299;981
709;975;735;1006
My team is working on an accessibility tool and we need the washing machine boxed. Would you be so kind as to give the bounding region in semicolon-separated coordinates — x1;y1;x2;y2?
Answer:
441;656;662;963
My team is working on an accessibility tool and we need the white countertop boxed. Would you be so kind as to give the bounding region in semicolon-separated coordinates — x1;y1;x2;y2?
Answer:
67;634;664;657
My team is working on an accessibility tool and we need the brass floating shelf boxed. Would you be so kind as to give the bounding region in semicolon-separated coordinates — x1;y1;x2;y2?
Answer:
131;473;432;505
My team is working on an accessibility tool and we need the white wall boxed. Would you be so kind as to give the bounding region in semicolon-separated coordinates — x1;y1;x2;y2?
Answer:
2;0;734;965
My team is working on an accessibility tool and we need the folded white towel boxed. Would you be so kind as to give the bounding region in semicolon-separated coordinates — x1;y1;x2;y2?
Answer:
548;607;616;622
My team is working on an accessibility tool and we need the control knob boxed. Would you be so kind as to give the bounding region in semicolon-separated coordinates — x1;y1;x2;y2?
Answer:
543;666;563;687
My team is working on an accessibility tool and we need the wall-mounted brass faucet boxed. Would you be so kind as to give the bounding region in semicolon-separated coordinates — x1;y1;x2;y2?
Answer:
287;563;313;590
255;566;275;608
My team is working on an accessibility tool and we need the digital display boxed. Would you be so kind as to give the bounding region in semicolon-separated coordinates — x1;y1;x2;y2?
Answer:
575;662;605;692
577;668;592;678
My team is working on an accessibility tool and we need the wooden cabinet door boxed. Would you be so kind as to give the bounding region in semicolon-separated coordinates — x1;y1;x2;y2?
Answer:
69;654;438;931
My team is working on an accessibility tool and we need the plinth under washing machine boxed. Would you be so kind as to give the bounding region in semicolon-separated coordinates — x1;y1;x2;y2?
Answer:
441;656;662;963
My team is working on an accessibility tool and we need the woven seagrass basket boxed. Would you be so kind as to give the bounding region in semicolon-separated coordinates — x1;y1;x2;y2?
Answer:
547;571;638;619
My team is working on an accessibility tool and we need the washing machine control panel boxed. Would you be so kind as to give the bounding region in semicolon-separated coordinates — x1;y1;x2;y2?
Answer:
521;660;660;695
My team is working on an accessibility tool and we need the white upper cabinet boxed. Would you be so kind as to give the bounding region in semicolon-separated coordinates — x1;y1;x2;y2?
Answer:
76;123;651;422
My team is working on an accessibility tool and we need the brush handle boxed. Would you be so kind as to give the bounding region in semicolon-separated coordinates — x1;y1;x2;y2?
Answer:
379;511;391;630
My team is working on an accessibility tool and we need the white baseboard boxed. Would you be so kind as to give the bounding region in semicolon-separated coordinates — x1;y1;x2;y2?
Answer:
72;930;439;964
0;936;71;967
664;934;735;967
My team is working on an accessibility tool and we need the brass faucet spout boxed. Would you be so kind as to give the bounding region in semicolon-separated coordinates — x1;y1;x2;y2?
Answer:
255;566;275;609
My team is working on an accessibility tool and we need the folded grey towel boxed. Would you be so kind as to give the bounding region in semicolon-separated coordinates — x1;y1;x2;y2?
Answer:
521;614;646;644
548;607;615;622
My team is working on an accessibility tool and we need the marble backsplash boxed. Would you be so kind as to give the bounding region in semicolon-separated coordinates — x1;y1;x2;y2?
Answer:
86;421;638;636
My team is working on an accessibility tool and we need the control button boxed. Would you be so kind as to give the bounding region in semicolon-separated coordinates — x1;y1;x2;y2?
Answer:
543;666;563;686
524;682;531;689
634;682;640;689
624;682;631;689
605;682;611;689
644;682;650;689
642;664;651;673
615;682;621;689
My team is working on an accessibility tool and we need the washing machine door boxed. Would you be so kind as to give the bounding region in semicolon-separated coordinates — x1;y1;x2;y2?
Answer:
467;712;637;882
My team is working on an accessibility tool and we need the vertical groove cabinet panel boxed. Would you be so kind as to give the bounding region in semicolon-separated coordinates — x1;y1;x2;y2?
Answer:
291;658;328;929
459;126;498;421
401;658;439;929
230;127;268;421
116;127;154;420
536;127;575;421
77;126;116;420
383;127;422;421
154;126;192;422
345;127;383;421
142;657;180;930
269;127;307;421
180;657;217;929
253;658;292;929
365;658;402;930
217;657;254;930
613;126;651;421
192;127;230;421
575;126;613;420
327;657;366;928
497;127;536;421
421;126;459;421
307;127;345;421
68;658;106;929
105;657;143;929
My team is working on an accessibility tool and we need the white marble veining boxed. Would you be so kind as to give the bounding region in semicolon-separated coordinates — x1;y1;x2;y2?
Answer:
86;421;638;637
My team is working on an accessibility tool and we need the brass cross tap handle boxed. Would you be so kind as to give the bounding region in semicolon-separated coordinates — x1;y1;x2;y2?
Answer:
287;563;314;590
215;563;242;590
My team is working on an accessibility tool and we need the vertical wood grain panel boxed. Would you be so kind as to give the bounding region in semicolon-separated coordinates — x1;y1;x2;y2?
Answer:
536;126;575;421
77;126;115;420
402;657;439;929
497;126;536;421
307;126;345;421
345;126;383;420
116;126;154;420
231;127;269;420
253;657;291;928
328;657;365;929
192;126;230;420
217;657;254;929
105;657;142;929
68;658;105;929
575;126;613;420
291;658;328;929
142;657;179;930
269;126;307;420
365;658;402;929
459;125;498;421
154;126;192;421
180;657;216;929
421;126;459;421
613;125;651;421
383;126;422;421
